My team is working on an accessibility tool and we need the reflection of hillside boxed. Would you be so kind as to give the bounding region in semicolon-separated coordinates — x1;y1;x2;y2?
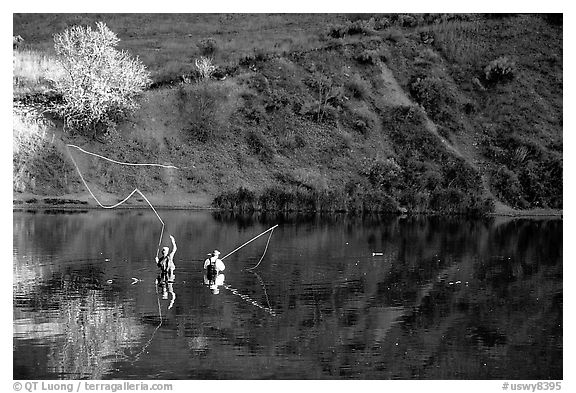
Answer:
14;211;561;379
14;271;145;379
193;216;561;379
253;218;562;379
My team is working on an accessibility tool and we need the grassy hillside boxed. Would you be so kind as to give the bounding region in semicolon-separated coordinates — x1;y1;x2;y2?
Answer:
12;14;563;215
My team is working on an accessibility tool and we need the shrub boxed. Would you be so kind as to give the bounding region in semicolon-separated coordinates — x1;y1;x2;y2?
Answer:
489;166;527;208
13;49;66;97
429;188;492;215
326;24;346;39
13;106;77;194
408;75;454;121
195;56;217;80
365;157;403;190
518;162;548;208
361;190;399;213
441;158;483;191
246;129;274;162
484;56;516;84
303;72;340;123
374;17;391;31
397;14;418;28
348;105;378;136
354;49;380;65
326;19;375;39
239;92;267;124
197;37;218;57
414;48;440;67
212;187;256;211
177;83;229;142
344;73;371;100
52;22;151;137
346;19;375;35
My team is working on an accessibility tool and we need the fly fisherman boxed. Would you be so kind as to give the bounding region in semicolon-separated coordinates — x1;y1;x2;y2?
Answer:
204;250;225;276
156;235;177;279
203;250;226;294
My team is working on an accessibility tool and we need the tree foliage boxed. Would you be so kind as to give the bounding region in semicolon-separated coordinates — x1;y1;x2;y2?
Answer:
53;22;151;136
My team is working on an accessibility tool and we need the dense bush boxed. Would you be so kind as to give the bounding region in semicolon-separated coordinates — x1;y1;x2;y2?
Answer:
484;56;516;84
409;75;454;122
302;72;341;123
428;188;494;216
354;49;381;65
245;129;274;162
197;37;218;57
365;158;403;190
396;14;418;28
344;73;371;100
13;106;80;194
518;161;560;208
489;166;526;208
213;185;399;213
373;17;391;31
480;134;562;209
52;22;151;137
326;19;375;38
347;105;378;136
212;187;256;211
176;83;228;142
414;48;440;67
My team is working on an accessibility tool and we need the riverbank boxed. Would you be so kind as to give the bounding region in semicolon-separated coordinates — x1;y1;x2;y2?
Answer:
13;193;562;218
13;14;562;216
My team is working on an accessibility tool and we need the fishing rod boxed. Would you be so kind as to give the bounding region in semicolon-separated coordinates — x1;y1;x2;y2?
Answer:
221;224;279;261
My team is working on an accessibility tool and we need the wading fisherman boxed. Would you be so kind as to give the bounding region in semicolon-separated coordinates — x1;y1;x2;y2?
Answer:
156;235;177;279
204;250;225;276
203;250;226;294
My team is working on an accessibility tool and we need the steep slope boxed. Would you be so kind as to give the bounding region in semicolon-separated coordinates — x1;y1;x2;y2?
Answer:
13;14;562;215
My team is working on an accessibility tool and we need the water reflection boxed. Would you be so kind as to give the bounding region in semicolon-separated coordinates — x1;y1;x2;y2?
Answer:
13;210;562;379
204;272;225;295
157;275;176;309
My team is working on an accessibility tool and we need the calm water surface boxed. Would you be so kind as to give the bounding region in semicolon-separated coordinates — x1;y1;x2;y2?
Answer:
13;210;562;379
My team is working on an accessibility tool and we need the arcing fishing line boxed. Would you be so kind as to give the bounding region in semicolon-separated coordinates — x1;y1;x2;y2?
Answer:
246;227;275;270
66;144;174;257
67;144;179;169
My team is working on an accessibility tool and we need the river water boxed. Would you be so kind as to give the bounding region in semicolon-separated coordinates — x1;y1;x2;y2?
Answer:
13;210;562;379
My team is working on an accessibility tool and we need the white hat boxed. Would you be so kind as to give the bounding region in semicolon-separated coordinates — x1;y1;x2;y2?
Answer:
213;250;221;255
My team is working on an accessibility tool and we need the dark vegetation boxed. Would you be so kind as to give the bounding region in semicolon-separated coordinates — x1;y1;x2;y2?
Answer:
13;14;562;214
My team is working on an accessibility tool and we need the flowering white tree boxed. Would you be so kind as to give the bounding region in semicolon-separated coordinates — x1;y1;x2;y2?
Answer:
53;22;151;137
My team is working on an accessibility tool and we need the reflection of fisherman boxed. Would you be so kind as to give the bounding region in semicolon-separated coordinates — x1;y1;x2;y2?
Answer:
156;275;176;310
203;250;225;294
157;279;176;309
156;235;177;279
